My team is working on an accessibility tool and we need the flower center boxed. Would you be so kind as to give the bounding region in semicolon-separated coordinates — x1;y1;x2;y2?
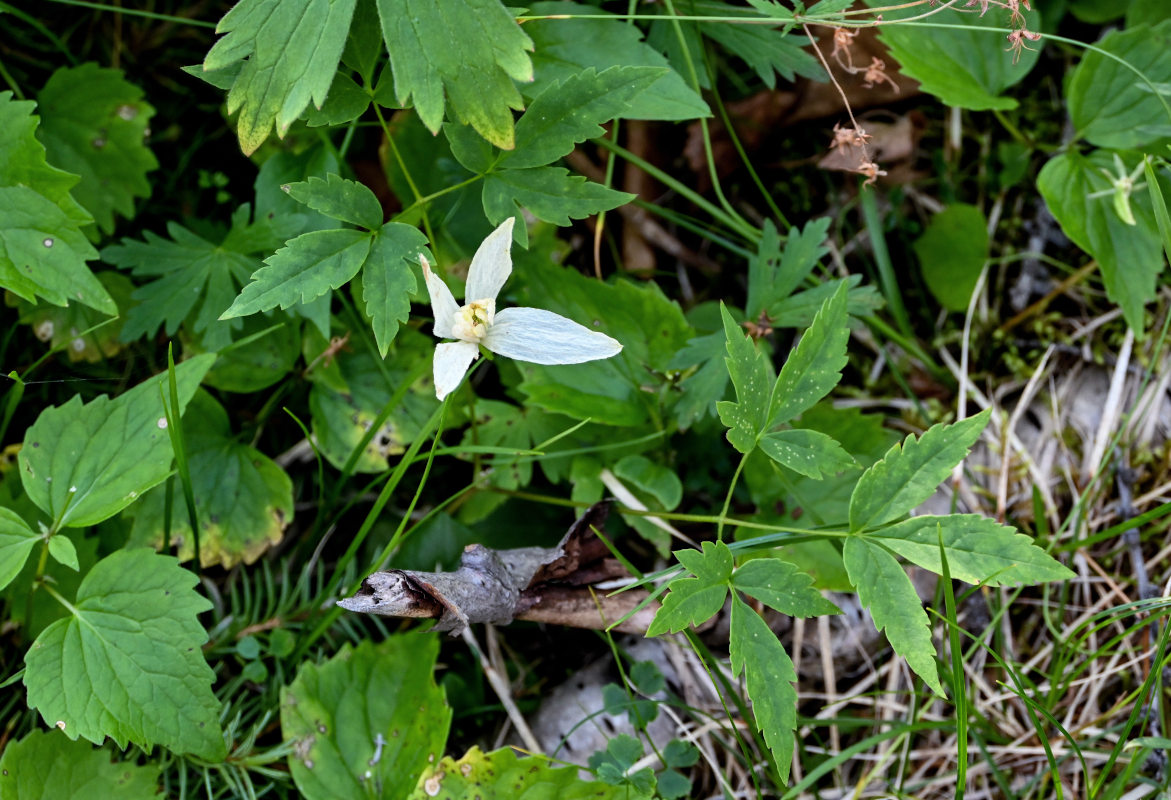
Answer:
451;299;495;342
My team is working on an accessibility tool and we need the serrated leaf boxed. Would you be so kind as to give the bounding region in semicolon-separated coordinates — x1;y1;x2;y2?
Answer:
36;63;157;234
525;2;710;121
848;409;990;532
501;66;664;170
716;304;772;453
1067;21;1171;150
668;330;729;428
363;222;428;356
376;0;532;149
222;228;372;318
282;635;450;800
24;548;226;760
729;594;798;783
304;71;371;127
0;507;39;592
18;355;214;529
204;0;357;153
1038;150;1167;332
759;428;854;479
732;558;840;617
103;220;258;351
0;729;160;800
843;536;942;696
768;281;849;427
746;217;830;320
284;174;383;230
482;166;635;227
647;540;732;636
678;0;821;88
125;391;292;569
413;746;651;800
868;515;1074;586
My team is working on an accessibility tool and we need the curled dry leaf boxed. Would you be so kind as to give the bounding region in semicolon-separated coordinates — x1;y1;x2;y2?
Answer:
337;502;658;635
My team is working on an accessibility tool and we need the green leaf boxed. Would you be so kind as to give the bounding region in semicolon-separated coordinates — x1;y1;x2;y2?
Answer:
1038;150;1167;332
668;329;728;428
18;355;214;529
768;281;849;427
1128;0;1171;26
482;166;634;227
284;174;384;230
843;536;943;696
192;315;300;393
24;548;226;760
913;203;989;312
848;409;990;532
729;594;798;783
870;1;1041;110
0;507;39;592
362;222;428;356
124;391;293;569
304;71;372;127
525;2;710;121
0;729;159;800
204;0;357;153
36;63;157;235
102;218;259;351
613;454;682;510
501;66;664;170
1067;21;1171;150
646;540;732;636
759;428;854;479
222;228;372;318
376;0;532;149
867;515;1074;586
413;746;651;800
746;217;831;320
47;534;78;571
282;635;450;800
716;304;772;453
732;558;841;617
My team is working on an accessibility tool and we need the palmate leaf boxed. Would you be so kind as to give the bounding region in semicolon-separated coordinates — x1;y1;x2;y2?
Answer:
868;515;1073;586
36;63;157;235
102;214;259;351
646;540;733;636
0;729;159;800
282;635;450;800
203;0;357;154
0;507;39;592
377;0;533;150
769;280;849;427
18;355;214;529
23;548;226;760
843;536;943;696
848;409;991;532
731;558;840;617
758;428;854;479
746;217;831;320
716;303;773;453
729;594;798;783
125;391;293;569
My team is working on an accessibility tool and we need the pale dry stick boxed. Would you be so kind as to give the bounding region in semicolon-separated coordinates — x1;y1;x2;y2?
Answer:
1084;327;1135;481
598;469;697;546
1126;353;1171;447
995;345;1055;522
791;616;806;784
1068;306;1125;345
459;626;543;754
817;615;842;760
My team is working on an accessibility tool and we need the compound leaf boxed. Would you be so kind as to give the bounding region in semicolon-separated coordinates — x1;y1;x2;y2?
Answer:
729;594;798;783
768;281;849;427
204;0;357;153
758;428;854;479
18;356;214;529
36;63;157;234
23;549;226;760
843;536;942;696
647;540;733;636
715;303;772;453
849;409;990;532
376;0;532;149
282;635;450;800
732;558;840;617
363;222;429;356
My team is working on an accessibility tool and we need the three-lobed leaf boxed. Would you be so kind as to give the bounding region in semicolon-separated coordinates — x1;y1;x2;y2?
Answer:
843;536;943;696
18;355;214;529
848;408;990;532
24;548;226;760
647;540;733;636
731;558;840;617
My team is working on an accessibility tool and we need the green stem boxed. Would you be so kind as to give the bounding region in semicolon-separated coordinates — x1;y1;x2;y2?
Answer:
716;452;748;542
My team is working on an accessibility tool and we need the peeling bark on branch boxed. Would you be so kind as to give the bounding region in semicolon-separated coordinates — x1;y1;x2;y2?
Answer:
337;502;657;635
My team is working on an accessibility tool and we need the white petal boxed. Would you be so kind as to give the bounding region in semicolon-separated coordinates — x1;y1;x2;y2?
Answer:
482;307;622;365
433;340;479;400
421;255;460;339
465;218;515;303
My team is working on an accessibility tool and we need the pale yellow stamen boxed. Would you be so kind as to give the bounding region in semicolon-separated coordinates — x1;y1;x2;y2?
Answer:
451;299;495;342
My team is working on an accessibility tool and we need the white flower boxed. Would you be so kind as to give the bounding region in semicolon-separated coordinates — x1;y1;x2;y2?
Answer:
421;218;623;400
